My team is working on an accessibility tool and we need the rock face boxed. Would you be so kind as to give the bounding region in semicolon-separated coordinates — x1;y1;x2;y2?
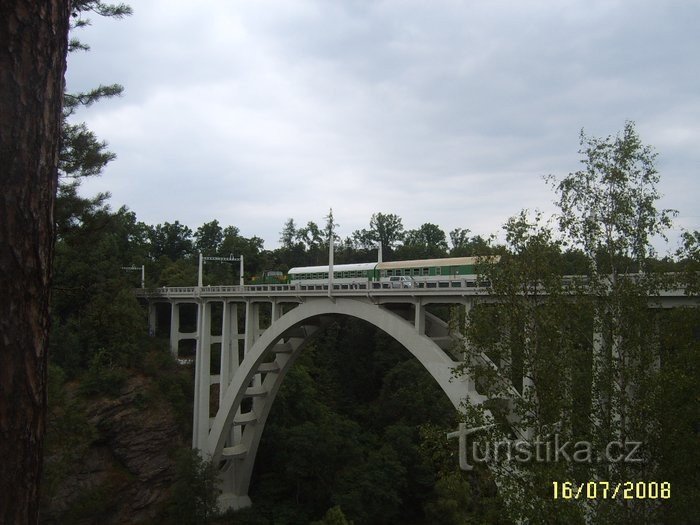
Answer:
41;375;185;524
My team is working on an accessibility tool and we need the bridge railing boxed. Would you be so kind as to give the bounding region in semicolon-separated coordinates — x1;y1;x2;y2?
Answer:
133;273;692;300
134;278;496;298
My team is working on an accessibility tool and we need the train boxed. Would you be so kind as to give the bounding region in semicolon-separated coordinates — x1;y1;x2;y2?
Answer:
284;256;497;289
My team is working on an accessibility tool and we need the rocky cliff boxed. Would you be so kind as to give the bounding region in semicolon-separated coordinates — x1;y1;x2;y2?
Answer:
41;374;186;524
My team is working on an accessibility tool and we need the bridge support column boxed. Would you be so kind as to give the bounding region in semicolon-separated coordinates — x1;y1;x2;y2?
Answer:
271;299;280;323
245;301;263;412
415;299;425;335
220;301;239;400
194;300;212;450
169;302;180;356
148;302;157;336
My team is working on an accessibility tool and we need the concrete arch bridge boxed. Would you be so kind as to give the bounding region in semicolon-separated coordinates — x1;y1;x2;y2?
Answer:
137;283;694;510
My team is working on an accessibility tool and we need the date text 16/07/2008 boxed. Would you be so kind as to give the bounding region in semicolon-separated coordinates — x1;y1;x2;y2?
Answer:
552;481;670;500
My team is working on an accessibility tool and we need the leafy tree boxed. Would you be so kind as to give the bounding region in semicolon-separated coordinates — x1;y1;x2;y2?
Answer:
398;222;448;259
194;220;223;256
549;123;677;473
457;123;688;523
352;212;405;259
457;211;590;523
297;221;324;251
149;221;194;261
165;449;219;524
449;228;471;251
311;505;354;525
549;121;676;275
333;444;407;524
449;228;495;257
677;230;700;295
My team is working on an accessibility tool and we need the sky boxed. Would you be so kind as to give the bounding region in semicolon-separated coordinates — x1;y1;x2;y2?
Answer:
66;0;700;251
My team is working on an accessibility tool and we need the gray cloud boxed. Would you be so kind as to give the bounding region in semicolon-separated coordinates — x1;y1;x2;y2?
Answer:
67;0;699;251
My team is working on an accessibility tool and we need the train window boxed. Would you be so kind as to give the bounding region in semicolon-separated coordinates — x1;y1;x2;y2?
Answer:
422;268;429;276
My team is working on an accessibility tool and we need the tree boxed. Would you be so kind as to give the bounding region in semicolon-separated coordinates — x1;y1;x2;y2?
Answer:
279;218;298;249
449;228;494;257
550;121;676;276
352;212;405;259
398;223;448;259
57;1;132;235
149;221;194;260
194;220;223;256
549;123;682;522
0;1;72;521
323;208;340;247
166;449;219;524
677;230;700;295
458;124;687;523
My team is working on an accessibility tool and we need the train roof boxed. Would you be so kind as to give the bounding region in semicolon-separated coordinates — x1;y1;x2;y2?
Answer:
376;256;498;270
288;262;378;275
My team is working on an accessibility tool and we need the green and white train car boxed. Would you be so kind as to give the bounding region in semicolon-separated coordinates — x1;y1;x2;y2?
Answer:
287;256;495;289
287;262;378;287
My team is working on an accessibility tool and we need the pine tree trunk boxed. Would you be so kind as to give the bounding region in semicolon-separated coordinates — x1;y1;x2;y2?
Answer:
0;2;70;522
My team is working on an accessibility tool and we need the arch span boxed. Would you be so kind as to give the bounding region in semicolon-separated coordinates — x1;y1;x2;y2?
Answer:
206;297;488;509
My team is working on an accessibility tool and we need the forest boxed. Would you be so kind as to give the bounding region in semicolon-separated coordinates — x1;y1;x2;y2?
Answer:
33;2;699;524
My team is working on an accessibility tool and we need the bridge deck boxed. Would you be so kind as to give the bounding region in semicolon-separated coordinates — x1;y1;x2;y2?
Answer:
136;282;693;305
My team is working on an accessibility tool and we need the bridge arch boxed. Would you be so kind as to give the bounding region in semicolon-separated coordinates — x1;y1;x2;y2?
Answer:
205;297;488;510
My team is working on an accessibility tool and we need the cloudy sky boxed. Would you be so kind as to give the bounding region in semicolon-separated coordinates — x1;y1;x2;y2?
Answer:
66;0;699;251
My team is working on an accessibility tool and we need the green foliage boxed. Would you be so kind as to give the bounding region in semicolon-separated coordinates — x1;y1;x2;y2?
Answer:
648;308;700;522
279;218;298;248
143;343;194;433
549;121;677;273
61;474;131;524
397;223;448;259
333;445;407;524
149;221;195;260
352;212;405;259
165;449;219;525
78;350;128;397
454;123;695;524
449;228;495;257
42;364;97;510
311;505;354;525
677;229;700;295
158;258;198;286
423;473;476;525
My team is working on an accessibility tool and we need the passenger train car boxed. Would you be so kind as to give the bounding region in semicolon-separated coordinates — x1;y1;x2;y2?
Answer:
287;256;497;289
